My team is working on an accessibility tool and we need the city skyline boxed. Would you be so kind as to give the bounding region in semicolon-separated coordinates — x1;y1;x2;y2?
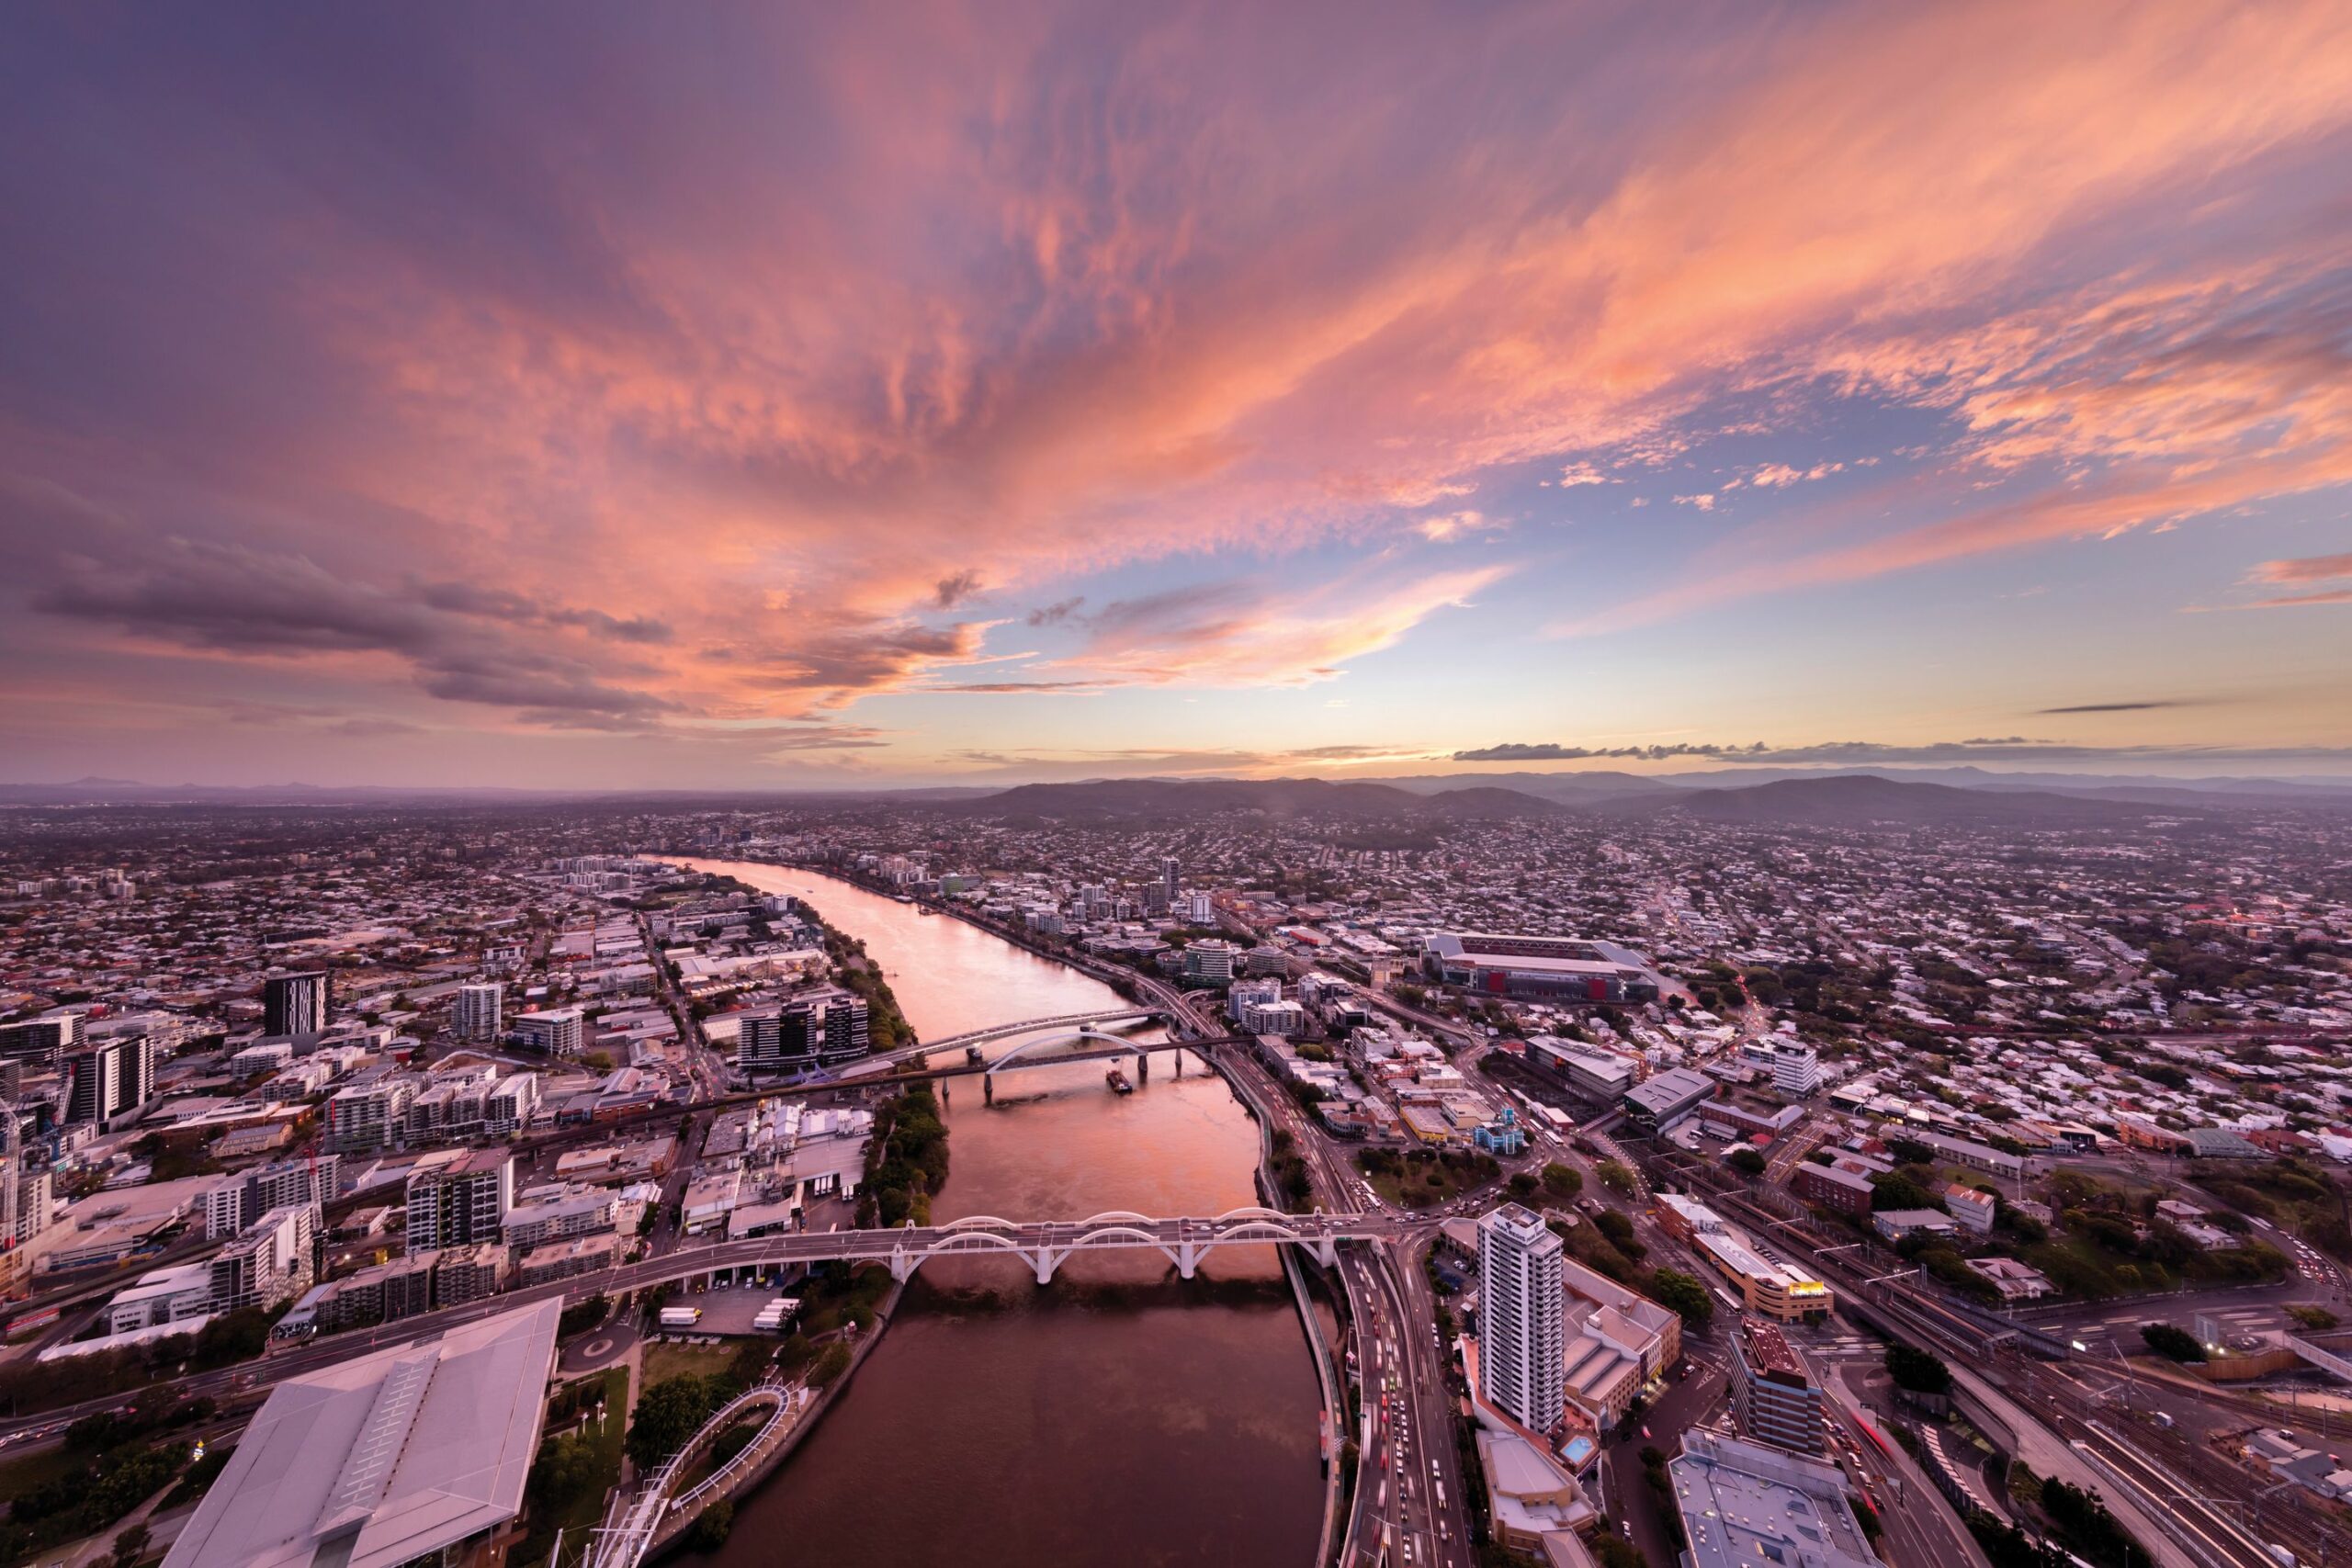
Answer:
4;2;2350;788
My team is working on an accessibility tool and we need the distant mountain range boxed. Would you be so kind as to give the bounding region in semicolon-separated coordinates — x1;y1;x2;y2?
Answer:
1365;770;1679;804
958;776;1566;821
952;773;2228;826
5;766;2348;819
1586;773;2189;827
1363;764;2352;809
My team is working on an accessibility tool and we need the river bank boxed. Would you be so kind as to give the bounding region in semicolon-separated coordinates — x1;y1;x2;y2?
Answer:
663;858;1326;1568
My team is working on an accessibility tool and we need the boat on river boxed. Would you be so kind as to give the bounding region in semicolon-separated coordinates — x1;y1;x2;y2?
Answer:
1106;1067;1134;1094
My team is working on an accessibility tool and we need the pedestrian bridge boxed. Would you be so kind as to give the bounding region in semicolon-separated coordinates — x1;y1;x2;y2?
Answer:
589;1381;805;1568
588;1382;799;1568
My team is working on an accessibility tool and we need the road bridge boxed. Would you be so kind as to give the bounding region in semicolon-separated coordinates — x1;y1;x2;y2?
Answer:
0;1209;1426;1446
685;1206;1416;1287
849;1006;1163;1067
831;1032;1250;1100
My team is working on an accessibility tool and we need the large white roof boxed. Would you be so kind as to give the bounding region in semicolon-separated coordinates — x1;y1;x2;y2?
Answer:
164;1298;560;1568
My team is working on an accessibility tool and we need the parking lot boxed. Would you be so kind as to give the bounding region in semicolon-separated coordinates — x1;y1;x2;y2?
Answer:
663;1279;802;1337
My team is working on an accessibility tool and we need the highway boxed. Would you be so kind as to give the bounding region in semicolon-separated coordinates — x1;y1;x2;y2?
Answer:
1139;973;1476;1568
1819;1361;1992;1568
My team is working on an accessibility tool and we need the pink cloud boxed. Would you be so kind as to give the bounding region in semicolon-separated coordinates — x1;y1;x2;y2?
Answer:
2248;552;2352;584
6;0;2352;770
1049;567;1506;688
2239;588;2352;609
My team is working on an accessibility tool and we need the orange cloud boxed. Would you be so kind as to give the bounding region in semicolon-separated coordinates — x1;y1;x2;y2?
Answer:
8;0;2352;762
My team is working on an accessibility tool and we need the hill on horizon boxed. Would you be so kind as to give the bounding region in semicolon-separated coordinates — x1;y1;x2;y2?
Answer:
959;776;1564;821
1595;773;2192;827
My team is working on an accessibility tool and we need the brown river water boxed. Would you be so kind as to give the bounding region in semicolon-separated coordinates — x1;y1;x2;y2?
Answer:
669;861;1322;1568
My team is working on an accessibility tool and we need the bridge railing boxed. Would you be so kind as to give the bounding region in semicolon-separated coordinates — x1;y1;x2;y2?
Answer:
667;1385;799;1516
593;1382;796;1568
914;1007;1161;1052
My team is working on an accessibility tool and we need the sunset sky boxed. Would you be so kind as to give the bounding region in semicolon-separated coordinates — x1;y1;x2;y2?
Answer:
4;2;2349;788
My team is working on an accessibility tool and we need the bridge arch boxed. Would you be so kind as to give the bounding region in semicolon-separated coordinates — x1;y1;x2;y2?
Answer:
922;1007;1160;1055
985;1026;1148;1074
920;1232;1034;1258
1058;1223;1184;1275
1066;1223;1179;1248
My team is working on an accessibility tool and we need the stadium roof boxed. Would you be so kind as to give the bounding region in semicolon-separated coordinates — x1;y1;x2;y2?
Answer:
164;1298;560;1568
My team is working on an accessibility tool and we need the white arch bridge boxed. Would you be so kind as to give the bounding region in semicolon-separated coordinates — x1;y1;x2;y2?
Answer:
884;1207;1412;1284
665;1208;1419;1290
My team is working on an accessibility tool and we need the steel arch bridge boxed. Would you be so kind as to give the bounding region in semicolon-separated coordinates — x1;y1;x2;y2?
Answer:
911;1007;1161;1057
984;1025;1151;1074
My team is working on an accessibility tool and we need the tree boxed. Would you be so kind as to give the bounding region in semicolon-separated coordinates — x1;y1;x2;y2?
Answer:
686;1500;735;1551
558;1293;609;1338
1870;1173;1939;1213
1507;1171;1540;1200
528;1431;604;1510
810;1341;854;1387
110;1523;153;1568
2040;1476;2150;1568
1598;1159;1638;1197
626;1375;722;1469
1727;1147;1767;1177
1541;1163;1582;1199
1884;1343;1952;1396
1590;1535;1649;1568
1594;1207;1644;1258
1645;1268;1713;1333
2139;1322;2206;1363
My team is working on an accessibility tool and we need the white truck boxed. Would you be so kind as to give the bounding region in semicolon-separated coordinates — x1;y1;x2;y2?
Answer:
659;1305;704;1328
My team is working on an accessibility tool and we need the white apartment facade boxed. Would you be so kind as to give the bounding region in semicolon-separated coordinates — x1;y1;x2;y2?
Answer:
1479;1202;1566;1434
